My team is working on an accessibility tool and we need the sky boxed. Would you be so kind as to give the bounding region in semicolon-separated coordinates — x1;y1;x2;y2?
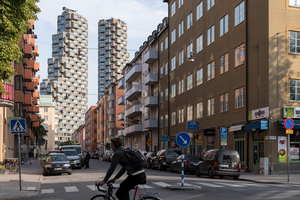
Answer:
35;0;168;107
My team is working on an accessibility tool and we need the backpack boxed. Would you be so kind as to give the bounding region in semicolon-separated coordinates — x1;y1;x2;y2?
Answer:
123;149;147;170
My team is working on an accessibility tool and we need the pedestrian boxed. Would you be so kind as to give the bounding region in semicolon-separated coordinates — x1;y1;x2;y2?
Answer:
28;150;34;165
85;150;90;169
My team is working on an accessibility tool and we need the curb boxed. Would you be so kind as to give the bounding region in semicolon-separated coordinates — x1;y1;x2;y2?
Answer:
240;178;300;185
166;186;201;191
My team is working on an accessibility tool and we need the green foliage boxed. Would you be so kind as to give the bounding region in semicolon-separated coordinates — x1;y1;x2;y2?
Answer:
0;0;40;96
63;140;74;145
35;115;48;146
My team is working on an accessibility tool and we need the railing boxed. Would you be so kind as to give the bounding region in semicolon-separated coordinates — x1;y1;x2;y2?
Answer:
1;84;14;101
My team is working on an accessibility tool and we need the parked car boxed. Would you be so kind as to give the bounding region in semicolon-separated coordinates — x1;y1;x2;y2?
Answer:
91;153;99;159
196;149;241;180
170;155;201;174
108;152;114;162
42;150;61;168
140;150;148;156
145;152;156;169
61;149;81;169
103;150;113;161
152;149;181;171
43;153;72;176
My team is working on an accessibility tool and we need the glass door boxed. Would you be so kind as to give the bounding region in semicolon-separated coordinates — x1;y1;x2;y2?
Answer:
252;144;259;172
234;139;245;171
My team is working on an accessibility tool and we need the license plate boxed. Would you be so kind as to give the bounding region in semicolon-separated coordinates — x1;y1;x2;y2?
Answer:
54;168;62;170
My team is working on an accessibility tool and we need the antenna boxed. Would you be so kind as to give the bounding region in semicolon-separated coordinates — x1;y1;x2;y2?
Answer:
62;7;77;13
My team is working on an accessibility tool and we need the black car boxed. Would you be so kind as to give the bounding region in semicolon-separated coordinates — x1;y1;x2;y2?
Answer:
43;153;72;176
170;155;201;174
91;153;99;159
145;152;157;169
152;149;181;171
196;149;241;180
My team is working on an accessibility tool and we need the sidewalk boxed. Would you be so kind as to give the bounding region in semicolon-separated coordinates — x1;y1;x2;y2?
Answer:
0;159;43;200
240;172;300;185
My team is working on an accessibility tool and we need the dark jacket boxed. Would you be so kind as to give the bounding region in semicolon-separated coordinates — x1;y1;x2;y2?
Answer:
28;151;34;158
85;152;90;161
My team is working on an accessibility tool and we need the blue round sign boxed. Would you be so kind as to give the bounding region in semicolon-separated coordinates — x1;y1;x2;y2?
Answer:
176;132;191;148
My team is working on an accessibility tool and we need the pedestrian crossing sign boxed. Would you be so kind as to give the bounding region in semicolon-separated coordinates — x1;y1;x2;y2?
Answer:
10;119;26;134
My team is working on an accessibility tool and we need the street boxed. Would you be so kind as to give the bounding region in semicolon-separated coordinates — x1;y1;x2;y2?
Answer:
17;159;300;200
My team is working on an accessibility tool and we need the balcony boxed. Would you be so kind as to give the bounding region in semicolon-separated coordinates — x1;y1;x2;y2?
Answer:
118;96;124;105
125;84;142;101
108;107;115;115
27;105;34;113
144;119;158;129
125;64;142;82
118;79;125;89
125;124;142;135
118;113;125;121
32;121;39;127
28;59;34;69
0;84;14;107
107;93;115;102
145;73;158;86
25;81;34;91
144;96;158;107
108;122;115;129
34;62;40;71
34;105;39;113
24;43;32;58
24;93;32;106
117;129;125;137
32;96;38;105
125;104;142;118
31;114;38;122
144;50;158;64
24;68;32;81
33;91;39;98
14;90;24;103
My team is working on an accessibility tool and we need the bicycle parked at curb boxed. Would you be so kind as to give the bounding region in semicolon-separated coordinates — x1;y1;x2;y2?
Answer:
90;180;161;200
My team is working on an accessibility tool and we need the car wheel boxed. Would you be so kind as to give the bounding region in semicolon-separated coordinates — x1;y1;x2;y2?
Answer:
196;167;201;177
158;162;163;171
220;176;224;179
68;172;72;175
170;165;174;173
43;171;48;176
233;176;239;180
208;169;214;178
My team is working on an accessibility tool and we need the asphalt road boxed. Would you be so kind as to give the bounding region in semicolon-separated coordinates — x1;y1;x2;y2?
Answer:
19;159;300;200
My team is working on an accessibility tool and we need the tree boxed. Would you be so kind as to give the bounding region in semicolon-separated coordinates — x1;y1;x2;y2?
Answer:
35;115;48;146
0;0;40;96
63;140;74;145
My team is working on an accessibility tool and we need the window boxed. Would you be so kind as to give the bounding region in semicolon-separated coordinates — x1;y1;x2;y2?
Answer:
207;61;215;81
171;1;176;17
165;62;168;75
187;105;193;121
171;112;176;125
171;29;176;44
220;14;229;37
289;79;300;101
196;35;203;53
234;1;245;26
171;84;176;98
220;93;229;113
44;116;48;121
289;31;300;54
44;124;48;129
15;76;23;90
220;53;229;74
235;43;245;67
160;91;164;103
196;1;203;21
165;88;168;101
160;116;163;128
196;68;203;86
160;66;164;79
165;36;168;50
187;74;193;90
187;43;193;60
178;20;184;38
160;42;164;53
179;50;184;66
235;87;245;109
171;56;176;71
165;114;168;127
178;0;184;8
207;0;215;11
187;12;193;30
207;98;215;116
207;25;215;46
289;0;300;7
178;79;184;94
196;102;203;119
178;108;184;123
44;108;48;112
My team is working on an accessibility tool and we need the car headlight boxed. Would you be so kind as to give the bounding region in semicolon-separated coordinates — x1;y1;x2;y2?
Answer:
64;164;70;167
45;164;52;168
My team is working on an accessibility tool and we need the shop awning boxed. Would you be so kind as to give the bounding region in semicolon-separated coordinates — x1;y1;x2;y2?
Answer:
276;120;300;129
244;122;260;132
229;124;244;132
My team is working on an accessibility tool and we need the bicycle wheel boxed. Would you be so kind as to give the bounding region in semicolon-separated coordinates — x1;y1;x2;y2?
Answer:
90;194;107;200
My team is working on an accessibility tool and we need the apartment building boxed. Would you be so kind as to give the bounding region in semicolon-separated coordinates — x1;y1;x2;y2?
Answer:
0;19;40;162
72;124;86;150
40;7;88;147
85;106;97;152
97;93;108;155
39;95;56;151
160;0;300;174
98;18;130;99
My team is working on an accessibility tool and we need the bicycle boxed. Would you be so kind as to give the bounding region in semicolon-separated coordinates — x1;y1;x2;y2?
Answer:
90;180;161;200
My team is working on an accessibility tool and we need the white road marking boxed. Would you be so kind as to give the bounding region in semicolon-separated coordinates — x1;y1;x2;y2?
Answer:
41;189;54;194
241;183;269;187
27;187;36;191
138;184;153;188
87;185;105;191
216;182;246;187
153;182;171;187
194;182;224;187
65;186;79;192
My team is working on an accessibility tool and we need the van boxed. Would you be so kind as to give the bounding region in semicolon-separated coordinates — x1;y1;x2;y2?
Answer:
61;145;84;167
196;149;241;180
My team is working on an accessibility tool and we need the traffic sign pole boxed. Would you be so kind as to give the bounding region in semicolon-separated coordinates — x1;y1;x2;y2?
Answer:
288;134;290;182
176;132;191;187
18;133;22;190
181;152;184;186
284;118;294;183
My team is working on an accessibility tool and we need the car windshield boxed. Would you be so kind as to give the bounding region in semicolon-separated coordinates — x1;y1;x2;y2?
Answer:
51;155;68;161
167;151;181;156
63;151;78;156
185;156;200;161
218;150;240;163
63;146;81;154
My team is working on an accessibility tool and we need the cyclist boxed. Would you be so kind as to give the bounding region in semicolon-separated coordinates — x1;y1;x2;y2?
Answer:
97;138;146;200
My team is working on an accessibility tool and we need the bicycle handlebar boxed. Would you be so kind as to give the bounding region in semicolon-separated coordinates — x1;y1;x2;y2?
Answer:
95;180;115;192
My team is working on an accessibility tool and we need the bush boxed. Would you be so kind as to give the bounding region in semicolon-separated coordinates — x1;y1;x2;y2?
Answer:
0;165;5;169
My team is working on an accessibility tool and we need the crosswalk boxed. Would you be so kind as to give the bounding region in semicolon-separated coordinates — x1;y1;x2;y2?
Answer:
37;181;300;194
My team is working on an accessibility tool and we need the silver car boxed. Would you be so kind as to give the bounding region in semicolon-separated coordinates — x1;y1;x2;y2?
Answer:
62;149;81;169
